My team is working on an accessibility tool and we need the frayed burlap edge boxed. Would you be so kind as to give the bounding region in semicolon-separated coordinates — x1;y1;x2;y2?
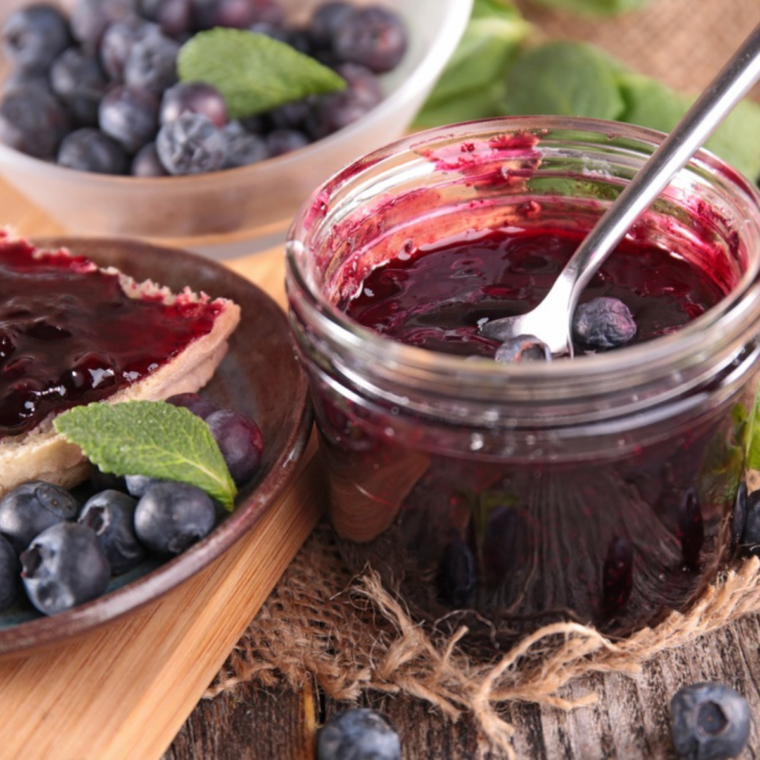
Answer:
205;522;760;758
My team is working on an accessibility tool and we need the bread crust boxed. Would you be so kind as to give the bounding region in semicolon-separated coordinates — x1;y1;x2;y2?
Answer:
0;240;241;498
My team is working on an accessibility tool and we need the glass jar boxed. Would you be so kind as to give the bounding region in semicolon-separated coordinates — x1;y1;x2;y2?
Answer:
285;117;760;651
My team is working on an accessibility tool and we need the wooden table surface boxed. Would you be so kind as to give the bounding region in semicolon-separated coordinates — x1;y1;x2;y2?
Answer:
6;178;760;760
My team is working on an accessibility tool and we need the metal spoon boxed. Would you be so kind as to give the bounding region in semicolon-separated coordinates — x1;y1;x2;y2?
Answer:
479;21;760;357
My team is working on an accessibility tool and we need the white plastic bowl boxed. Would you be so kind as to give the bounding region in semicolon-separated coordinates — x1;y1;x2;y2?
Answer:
0;0;472;256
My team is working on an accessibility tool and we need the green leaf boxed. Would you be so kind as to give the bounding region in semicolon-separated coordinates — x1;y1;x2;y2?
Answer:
704;99;760;182
503;41;625;120
747;385;760;471
54;401;237;511
177;28;346;118
529;0;651;16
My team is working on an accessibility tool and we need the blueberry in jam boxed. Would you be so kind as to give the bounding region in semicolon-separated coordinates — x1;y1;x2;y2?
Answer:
0;238;222;440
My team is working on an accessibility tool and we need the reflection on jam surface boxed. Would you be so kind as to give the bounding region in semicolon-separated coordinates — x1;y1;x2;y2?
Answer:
341;226;727;357
314;224;748;650
0;239;222;439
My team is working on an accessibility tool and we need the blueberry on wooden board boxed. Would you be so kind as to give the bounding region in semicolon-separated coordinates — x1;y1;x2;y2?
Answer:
670;682;750;760
317;708;401;760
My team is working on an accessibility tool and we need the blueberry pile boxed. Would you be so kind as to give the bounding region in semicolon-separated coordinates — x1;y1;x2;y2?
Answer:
0;392;263;617
0;1;407;176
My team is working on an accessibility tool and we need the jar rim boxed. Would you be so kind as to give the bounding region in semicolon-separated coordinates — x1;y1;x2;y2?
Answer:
286;116;760;390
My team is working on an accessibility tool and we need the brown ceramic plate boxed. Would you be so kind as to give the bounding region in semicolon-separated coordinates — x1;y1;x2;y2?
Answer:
0;238;312;657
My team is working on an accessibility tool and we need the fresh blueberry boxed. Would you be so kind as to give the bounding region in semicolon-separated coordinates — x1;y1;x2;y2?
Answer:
268;99;311;130
125;474;165;498
50;48;109;125
1;67;50;96
266;128;310;156
1;4;72;73
206;408;264;484
249;0;286;26
131;141;169;176
160;81;227;128
0;86;72;159
20;522;110;615
221;120;269;168
134;481;217;556
57;128;129;174
124;30;180;94
436;534;476;608
78;490;145;575
99;84;159;152
670;682;751;760
0;481;79;555
166;391;219;419
100;15;156;81
308;2;353;51
739;488;760;552
248;20;290;43
156;111;227;175
0;534;20;612
332;6;407;73
208;0;256;28
307;63;383;140
70;0;137;50
140;0;194;39
317;708;401;760
494;334;551;363
572;296;637;351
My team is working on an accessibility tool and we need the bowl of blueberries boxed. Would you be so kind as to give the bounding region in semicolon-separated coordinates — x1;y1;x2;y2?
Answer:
0;0;472;256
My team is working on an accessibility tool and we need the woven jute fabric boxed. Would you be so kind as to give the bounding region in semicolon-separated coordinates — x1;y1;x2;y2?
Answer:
208;1;760;756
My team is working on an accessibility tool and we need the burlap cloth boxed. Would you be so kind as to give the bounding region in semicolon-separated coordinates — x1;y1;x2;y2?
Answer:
206;2;760;756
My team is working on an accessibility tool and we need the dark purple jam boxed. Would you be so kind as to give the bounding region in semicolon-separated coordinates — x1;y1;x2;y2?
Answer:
342;226;726;356
0;239;221;439
312;225;749;651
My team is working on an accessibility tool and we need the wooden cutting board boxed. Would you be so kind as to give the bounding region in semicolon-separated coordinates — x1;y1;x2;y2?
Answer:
0;180;322;760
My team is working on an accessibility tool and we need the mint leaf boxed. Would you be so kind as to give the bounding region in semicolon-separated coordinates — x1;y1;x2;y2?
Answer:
177;28;346;118
704;99;760;182
530;0;650;16
503;41;625;120
54;401;237;511
747;385;760;471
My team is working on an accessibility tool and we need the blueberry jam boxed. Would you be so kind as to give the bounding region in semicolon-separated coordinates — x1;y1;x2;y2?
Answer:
0;239;221;438
342;227;725;357
308;224;753;650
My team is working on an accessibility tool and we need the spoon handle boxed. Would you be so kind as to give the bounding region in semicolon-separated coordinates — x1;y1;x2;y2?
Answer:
562;20;760;309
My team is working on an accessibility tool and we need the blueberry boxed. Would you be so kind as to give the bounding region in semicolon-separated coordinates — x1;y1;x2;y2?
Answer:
125;474;165;497
70;0;137;50
99;84;159;153
1;4;72;73
494;334;551;363
436;534;476;608
134;481;217;556
308;2;353;51
166;391;219;419
266;128;310;157
0;481;79;555
268;99;311;130
1;68;50;96
572;296;637;351
221;121;269;168
208;0;257;28
206;408;264;485
140;0;194;39
670;682;750;760
156;111;227;175
332;6;407;73
249;0;286;26
317;708;401;760
78;490;145;575
0;86;72;159
0;534;20;612
131;141;169;176
58;128;129;174
248;20;291;43
20;522;110;615
124;30;180;94
307;63;383;140
160;81;227;128
50;48;109;125
739;488;760;551
100;16;156;81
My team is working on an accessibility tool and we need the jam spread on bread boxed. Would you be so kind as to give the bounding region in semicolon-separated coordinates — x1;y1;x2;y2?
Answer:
0;238;223;438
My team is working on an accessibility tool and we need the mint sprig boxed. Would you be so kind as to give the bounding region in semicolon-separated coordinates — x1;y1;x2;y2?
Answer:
54;401;237;511
177;28;346;119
